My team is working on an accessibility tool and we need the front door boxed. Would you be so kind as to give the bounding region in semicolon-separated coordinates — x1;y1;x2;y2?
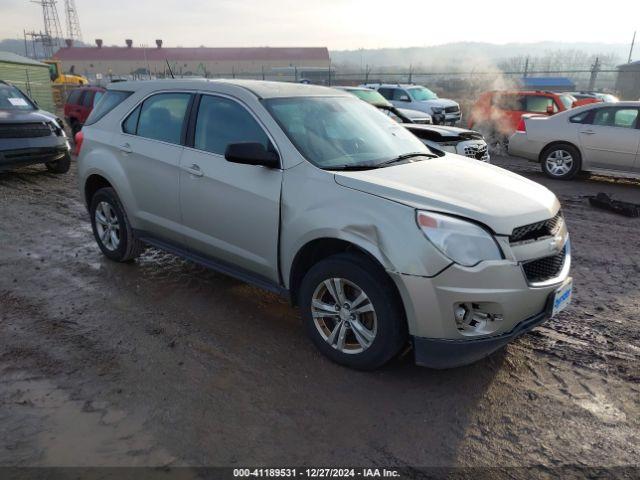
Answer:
179;94;282;283
578;107;640;172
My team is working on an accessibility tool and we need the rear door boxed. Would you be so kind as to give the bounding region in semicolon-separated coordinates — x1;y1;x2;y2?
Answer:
179;93;283;282
116;91;193;243
578;106;640;172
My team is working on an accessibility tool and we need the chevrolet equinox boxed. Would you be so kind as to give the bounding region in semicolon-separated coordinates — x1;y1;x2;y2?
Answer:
77;79;572;370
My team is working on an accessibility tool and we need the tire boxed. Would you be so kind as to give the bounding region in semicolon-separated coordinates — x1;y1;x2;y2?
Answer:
541;144;581;180
298;252;407;370
89;187;144;262
70;120;81;137
45;152;71;174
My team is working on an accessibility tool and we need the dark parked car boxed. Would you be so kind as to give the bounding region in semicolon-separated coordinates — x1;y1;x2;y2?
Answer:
0;81;71;173
64;86;105;135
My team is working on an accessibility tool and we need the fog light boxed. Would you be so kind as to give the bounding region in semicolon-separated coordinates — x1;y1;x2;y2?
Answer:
454;306;467;324
453;302;503;337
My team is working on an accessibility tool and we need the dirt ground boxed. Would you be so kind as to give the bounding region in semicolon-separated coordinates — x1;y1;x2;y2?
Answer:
0;154;638;474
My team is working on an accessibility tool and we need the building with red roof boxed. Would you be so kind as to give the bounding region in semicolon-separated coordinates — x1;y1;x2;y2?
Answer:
53;40;331;82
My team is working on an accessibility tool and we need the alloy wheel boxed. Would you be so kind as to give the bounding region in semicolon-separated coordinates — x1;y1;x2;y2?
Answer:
545;150;574;177
94;201;121;251
311;278;377;354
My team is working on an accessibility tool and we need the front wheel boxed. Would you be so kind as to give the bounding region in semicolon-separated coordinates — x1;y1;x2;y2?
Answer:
298;253;407;370
541;144;581;180
45;152;71;174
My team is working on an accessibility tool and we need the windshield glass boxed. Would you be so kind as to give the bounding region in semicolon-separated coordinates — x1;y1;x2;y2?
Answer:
408;87;438;101
0;83;35;111
559;94;576;110
348;89;392;107
265;96;430;169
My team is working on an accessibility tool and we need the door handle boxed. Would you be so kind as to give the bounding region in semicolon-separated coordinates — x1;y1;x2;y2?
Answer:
185;163;204;177
118;143;133;153
580;130;596;135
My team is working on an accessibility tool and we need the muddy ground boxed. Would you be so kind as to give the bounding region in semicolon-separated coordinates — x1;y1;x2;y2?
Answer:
0;154;638;474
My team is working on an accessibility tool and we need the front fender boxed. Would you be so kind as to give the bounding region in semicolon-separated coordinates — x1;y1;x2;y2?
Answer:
280;162;451;288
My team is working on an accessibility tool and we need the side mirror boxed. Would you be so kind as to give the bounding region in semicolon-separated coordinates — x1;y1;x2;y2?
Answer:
225;142;280;168
546;105;555;115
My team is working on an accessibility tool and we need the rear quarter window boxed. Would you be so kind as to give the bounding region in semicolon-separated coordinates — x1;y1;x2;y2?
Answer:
84;90;133;126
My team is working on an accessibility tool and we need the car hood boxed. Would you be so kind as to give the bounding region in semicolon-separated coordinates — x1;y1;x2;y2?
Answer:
333;156;559;235
397;108;431;119
405;124;482;141
0;109;56;124
418;98;458;108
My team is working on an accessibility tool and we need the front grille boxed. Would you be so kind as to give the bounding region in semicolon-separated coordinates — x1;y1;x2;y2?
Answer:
522;246;567;283
464;144;489;161
444;105;460;114
0;122;52;139
510;212;563;243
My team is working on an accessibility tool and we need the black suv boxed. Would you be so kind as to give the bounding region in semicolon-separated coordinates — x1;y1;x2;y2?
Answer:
0;81;71;173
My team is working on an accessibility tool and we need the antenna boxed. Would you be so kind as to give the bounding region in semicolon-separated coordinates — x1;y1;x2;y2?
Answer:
63;0;83;42
31;0;64;55
629;31;636;63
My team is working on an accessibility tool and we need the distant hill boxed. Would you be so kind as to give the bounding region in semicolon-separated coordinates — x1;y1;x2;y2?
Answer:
330;41;632;70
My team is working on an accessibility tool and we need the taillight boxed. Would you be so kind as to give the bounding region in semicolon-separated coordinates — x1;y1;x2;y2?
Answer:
516;117;526;133
74;131;84;156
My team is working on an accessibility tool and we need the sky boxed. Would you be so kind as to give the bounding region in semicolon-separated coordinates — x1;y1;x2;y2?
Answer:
2;0;638;50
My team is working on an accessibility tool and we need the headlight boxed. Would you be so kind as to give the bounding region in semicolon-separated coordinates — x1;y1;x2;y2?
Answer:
416;211;502;267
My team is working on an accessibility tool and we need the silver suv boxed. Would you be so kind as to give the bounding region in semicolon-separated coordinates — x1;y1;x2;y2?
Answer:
77;79;572;370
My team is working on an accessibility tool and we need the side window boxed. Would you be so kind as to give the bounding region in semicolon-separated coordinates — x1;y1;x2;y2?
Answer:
136;93;191;144
525;96;554;113
392;89;410;101
593;108;639;129
85;90;133;125
122;105;141;134
492;94;523;111
194;95;270;156
569;110;592;124
67;89;82;104
82;91;94;107
377;88;393;100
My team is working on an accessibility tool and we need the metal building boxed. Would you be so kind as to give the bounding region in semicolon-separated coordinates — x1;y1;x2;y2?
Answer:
0;51;55;112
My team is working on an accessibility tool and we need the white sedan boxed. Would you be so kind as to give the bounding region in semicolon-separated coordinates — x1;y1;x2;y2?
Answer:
508;102;640;180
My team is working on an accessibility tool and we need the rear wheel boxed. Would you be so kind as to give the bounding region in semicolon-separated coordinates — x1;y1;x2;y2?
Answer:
45;152;71;174
541;144;581;180
298;252;407;370
89;187;144;262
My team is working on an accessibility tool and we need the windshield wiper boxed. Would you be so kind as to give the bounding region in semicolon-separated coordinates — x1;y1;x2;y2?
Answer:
326;164;380;171
376;152;437;167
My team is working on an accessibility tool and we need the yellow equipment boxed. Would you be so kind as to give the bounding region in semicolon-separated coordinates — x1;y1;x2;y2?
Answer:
44;59;88;85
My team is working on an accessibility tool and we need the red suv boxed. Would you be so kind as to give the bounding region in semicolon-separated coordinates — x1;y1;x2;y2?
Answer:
64;86;105;135
468;90;578;137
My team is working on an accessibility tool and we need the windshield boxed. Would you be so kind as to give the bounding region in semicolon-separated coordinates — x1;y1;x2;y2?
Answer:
264;96;431;169
559;94;576;110
0;83;36;111
408;86;438;101
348;89;392;107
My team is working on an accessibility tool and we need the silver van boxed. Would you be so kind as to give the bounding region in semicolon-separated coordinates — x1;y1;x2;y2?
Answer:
77;79;572;370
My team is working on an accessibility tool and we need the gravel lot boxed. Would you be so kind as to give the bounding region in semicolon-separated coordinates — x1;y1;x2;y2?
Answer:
0;154;638;473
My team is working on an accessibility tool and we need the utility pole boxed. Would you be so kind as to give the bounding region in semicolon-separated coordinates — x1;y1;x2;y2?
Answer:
523;56;529;77
408;64;413;84
629;31;636;63
588;56;600;91
63;0;83;42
